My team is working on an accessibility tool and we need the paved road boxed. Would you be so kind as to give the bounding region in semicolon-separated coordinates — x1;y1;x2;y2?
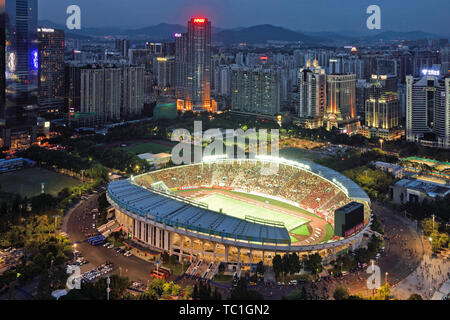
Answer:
63;194;156;285
253;201;426;299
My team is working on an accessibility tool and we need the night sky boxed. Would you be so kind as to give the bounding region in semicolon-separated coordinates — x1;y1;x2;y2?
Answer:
38;0;450;34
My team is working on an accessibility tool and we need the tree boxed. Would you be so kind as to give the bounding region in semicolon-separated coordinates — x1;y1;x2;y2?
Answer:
408;293;423;300
285;287;309;300
272;255;283;277
333;286;349;300
229;278;264;300
183;285;193;300
288;253;301;275
305;253;323;274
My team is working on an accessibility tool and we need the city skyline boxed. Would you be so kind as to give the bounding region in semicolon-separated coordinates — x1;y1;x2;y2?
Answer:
38;0;450;35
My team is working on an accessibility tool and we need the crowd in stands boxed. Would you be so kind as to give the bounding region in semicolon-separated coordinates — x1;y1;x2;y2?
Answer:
134;160;350;215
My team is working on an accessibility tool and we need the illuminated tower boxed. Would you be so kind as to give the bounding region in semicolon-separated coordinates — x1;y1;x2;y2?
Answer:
326;73;358;134
38;27;65;113
176;17;213;112
0;0;39;150
406;70;450;149
298;59;326;127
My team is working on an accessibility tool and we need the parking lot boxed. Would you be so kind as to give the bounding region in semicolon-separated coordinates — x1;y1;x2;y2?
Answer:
63;194;156;285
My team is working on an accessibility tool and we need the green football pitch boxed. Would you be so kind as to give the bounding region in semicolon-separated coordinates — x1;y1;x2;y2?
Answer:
199;193;309;231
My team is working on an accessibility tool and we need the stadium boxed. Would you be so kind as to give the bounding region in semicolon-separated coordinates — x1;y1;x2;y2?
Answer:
107;156;371;270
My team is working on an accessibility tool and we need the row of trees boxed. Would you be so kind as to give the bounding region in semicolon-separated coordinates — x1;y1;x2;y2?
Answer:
421;218;449;252
272;253;324;279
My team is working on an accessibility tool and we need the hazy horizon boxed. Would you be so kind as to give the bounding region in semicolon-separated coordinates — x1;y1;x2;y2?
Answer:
38;0;450;35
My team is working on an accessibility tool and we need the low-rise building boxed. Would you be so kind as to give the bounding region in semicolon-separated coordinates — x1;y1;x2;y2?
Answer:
389;178;450;205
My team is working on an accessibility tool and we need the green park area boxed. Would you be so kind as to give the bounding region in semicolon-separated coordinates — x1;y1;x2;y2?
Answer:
280;147;327;162
0;168;82;198
125;141;174;155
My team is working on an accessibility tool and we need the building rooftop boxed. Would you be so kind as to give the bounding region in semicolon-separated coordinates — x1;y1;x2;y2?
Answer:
394;179;450;198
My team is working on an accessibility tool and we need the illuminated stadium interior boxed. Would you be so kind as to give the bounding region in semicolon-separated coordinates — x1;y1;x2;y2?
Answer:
107;156;371;266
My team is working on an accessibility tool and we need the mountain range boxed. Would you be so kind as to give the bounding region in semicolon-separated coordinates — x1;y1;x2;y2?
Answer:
39;20;448;44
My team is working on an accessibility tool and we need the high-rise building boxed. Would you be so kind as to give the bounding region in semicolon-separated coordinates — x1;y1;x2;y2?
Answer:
115;39;130;57
231;66;281;116
154;57;175;91
80;68;105;118
362;93;402;140
297;59;326;127
406;70;450;149
412;51;439;77
128;49;153;72
0;0;38;150
146;42;163;56
122;66;144;117
104;68;121;121
65;63;83;116
68;64;123;125
175;32;187;100
38;27;65;114
326;73;358;133
175;17;213;112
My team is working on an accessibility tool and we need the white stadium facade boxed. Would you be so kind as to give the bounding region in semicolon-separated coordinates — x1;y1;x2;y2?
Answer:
107;156;371;268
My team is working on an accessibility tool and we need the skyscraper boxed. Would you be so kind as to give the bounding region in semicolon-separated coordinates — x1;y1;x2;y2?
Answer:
297;59;326;128
231;66;281;116
122;66;144;117
406;70;450;149
176;17;213;112
154;56;175;92
38;27;65;113
1;0;38;150
115;39;130;57
326;73;358;133
359;74;403;140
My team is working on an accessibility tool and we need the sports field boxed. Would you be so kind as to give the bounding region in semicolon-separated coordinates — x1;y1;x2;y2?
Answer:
199;193;309;231
125;141;173;155
0;168;82;198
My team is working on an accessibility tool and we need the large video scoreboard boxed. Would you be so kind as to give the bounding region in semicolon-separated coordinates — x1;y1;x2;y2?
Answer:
334;202;364;238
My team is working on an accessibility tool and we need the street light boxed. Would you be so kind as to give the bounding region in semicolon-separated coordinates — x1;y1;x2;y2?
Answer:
106;276;111;301
379;139;384;151
385;272;388;284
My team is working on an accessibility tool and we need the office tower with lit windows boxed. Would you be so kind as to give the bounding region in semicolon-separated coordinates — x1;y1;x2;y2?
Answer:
363;93;402;140
154;57;175;92
326;73;359;133
406;70;450;149
0;0;38;150
297;59;326;128
231;66;281;116
359;74;403;140
175;17;214;112
38;27;65;114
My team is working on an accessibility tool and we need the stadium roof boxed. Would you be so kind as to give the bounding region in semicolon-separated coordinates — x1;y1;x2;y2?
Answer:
108;179;291;244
